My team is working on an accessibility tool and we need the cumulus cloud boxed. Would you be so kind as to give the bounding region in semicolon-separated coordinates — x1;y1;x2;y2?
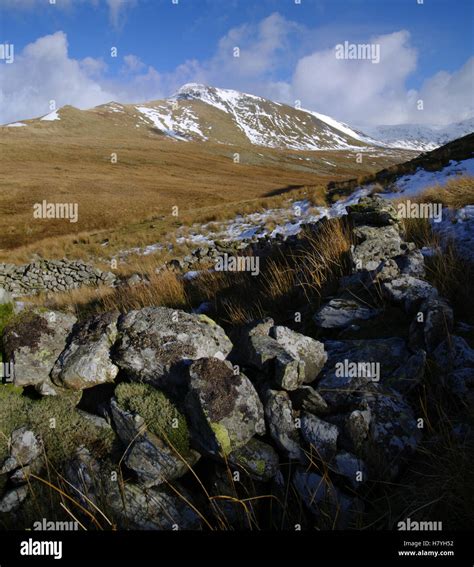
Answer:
0;32;115;123
290;31;473;126
0;12;472;127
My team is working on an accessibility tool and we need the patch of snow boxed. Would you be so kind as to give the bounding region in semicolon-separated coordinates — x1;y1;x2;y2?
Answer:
383;159;474;199
5;122;27;127
41;110;60;121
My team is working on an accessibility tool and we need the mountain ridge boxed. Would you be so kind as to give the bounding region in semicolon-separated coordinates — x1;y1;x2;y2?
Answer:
5;83;471;152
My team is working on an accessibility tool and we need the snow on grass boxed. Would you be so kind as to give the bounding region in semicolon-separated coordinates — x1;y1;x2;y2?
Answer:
383;159;474;199
5;122;27;127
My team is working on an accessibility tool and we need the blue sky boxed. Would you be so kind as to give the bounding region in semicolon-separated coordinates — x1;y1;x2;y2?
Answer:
1;0;473;126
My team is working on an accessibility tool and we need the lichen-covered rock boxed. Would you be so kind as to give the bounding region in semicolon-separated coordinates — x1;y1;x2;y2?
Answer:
346;409;371;452
247;334;305;390
351;225;403;271
228;438;279;481
111;482;202;530
313;297;381;330
289;385;329;415
2;309;77;395
300;412;339;461
270;325;327;382
51;312;119;390
0;427;42;475
110;392;197;487
396;249;426;278
357;390;421;479
264;390;302;460
316;338;409;406
113;307;232;388
383;276;438;313
347;195;400;227
185;358;265;456
0;485;28;513
64;447;201;530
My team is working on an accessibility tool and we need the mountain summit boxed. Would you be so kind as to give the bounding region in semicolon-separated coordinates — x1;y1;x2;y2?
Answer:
4;83;472;152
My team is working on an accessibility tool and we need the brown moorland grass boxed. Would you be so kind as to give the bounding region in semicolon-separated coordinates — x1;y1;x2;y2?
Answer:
0;103;414;263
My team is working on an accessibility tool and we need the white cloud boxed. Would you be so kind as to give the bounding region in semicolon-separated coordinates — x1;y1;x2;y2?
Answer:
0;32;115;124
106;0;137;29
290;31;473;126
0;0;136;30
0;13;472;128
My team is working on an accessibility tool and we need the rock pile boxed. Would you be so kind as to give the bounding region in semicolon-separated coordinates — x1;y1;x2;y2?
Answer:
1;196;472;530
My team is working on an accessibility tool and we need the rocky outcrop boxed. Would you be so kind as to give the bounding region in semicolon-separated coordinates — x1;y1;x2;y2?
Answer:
0;195;470;532
113;308;233;390
3;309;77;395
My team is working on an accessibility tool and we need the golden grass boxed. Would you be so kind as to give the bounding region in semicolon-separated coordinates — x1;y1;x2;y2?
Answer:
418;175;474;209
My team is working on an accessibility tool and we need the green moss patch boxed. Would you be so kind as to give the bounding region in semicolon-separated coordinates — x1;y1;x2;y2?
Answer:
115;382;190;455
0;385;115;468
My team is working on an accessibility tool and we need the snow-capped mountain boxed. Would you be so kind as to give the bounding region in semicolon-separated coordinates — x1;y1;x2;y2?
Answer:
3;83;471;152
363;118;474;151
134;83;381;151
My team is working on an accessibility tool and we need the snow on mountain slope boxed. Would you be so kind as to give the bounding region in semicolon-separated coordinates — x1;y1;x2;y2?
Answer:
163;83;374;150
364;118;474;151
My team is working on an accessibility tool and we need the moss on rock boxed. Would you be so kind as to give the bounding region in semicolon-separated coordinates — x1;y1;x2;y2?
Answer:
115;382;190;455
0;384;115;470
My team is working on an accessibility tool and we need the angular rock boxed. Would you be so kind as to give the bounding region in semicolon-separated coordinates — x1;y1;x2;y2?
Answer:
0;287;12;305
110;400;198;487
313;297;381;330
247;334;305;391
409;298;453;352
346;409;371;452
289;385;329;415
300;412;339;461
185;358;265;456
2;309;77;395
113;308;232;388
228;438;279;481
358;391;421;479
51;311;119;390
396;249;426;278
0;427;42;473
264;390;302;460
383;276;438;313
270;326;327;382
347;195;400;227
351;225;403;272
0;485;29;513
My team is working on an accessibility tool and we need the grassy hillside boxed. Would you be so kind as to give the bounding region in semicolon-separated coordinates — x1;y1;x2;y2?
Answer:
0;104;415;262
